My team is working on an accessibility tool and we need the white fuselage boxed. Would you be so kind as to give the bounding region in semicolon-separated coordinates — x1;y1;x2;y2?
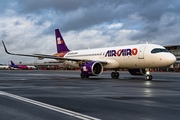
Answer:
0;65;9;69
63;44;176;69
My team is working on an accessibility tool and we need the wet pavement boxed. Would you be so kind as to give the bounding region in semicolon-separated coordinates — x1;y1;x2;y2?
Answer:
0;70;180;120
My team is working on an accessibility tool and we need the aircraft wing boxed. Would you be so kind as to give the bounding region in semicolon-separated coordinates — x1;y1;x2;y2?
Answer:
2;41;108;64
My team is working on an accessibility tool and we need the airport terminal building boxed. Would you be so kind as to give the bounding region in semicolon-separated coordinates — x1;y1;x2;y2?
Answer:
165;45;180;71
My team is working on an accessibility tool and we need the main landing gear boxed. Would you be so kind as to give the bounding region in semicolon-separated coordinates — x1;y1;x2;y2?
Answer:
111;71;119;79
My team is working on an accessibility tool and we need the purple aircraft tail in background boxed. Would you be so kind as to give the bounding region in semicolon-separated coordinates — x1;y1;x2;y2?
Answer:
10;61;17;67
10;60;36;70
10;60;27;70
55;29;70;53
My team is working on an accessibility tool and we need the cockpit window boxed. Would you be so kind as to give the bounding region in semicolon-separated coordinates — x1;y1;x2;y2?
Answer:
151;48;169;53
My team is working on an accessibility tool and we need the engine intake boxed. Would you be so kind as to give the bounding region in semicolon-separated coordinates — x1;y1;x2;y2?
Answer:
81;61;103;76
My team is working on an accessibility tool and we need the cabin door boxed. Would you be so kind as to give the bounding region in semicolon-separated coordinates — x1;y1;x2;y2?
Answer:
138;45;146;59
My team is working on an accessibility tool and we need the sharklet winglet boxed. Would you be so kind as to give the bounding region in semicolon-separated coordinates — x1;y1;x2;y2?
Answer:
2;41;10;54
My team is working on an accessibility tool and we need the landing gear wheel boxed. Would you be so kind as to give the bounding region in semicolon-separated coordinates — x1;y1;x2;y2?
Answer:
111;72;119;79
111;72;116;78
115;72;119;78
146;75;153;81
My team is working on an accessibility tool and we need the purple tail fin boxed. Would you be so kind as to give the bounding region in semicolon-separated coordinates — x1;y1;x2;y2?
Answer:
10;60;15;66
55;29;70;53
10;60;17;67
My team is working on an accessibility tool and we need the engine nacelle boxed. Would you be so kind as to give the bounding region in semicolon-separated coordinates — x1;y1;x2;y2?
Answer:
128;69;146;75
81;61;103;76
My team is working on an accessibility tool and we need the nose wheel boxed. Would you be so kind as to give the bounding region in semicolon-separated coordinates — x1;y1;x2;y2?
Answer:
146;75;153;80
145;69;153;80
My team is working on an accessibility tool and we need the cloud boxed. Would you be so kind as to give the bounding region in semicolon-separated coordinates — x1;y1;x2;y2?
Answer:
0;0;180;63
130;12;180;45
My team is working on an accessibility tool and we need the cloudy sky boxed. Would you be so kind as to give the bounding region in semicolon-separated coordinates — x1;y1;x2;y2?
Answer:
0;0;180;64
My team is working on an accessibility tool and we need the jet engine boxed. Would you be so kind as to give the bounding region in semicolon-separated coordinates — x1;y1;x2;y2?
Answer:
80;61;103;78
128;69;146;75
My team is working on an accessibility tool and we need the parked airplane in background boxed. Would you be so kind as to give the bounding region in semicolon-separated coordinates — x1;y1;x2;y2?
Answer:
10;60;28;70
10;60;36;70
0;64;10;70
2;29;176;80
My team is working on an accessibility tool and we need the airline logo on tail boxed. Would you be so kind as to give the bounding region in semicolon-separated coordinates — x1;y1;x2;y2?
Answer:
57;37;64;44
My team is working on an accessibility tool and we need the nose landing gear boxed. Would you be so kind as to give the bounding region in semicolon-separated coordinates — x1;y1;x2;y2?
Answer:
146;75;153;80
145;69;153;81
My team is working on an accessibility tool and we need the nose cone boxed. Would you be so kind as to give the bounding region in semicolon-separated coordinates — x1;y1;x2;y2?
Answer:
167;53;176;65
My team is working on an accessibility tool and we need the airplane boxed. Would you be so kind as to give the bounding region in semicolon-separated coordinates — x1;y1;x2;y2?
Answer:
2;29;176;80
10;60;36;70
0;64;10;70
10;60;28;70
